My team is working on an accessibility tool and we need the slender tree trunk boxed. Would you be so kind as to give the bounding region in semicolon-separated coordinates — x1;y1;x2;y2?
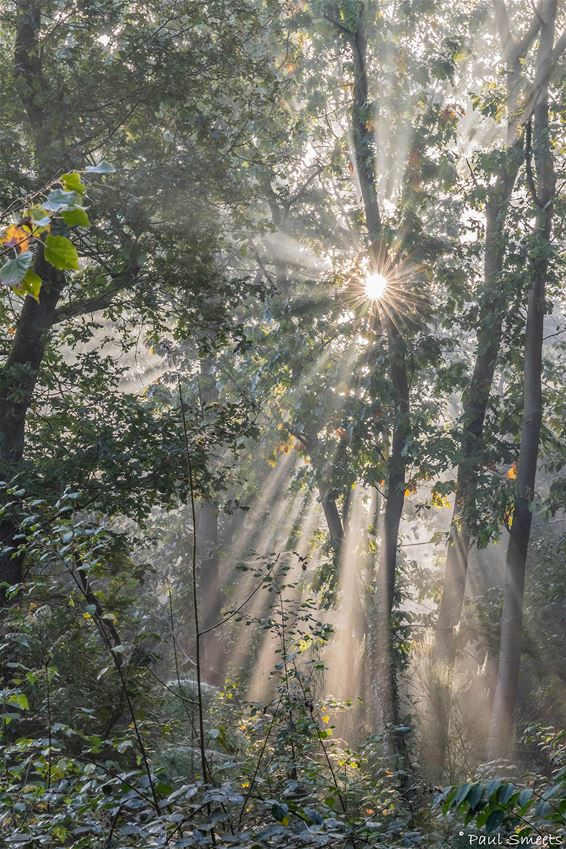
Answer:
429;0;552;775
376;320;409;744
488;3;556;760
328;4;410;758
434;160;522;663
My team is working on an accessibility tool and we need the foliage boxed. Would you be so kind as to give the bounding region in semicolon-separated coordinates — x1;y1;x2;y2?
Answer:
442;729;566;836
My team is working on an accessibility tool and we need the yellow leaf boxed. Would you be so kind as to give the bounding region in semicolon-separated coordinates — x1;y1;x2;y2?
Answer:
322;715;329;724
2;224;31;253
432;490;450;509
507;462;518;480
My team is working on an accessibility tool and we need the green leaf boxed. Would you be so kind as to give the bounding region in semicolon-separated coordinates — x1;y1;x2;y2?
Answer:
29;207;51;227
0;251;33;286
271;802;289;823
60;172;86;194
6;692;29;711
13;269;42;300
517;789;533;808
498;783;515;805
485;809;505;832
96;665;111;681
441;787;457;815
84;161;116;174
43;189;79;211
485;779;502;800
454;783;472;808
61;207;91;227
467;783;484;812
44;235;79;271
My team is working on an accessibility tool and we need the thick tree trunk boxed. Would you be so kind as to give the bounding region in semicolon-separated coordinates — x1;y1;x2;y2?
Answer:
0;256;65;599
0;3;67;602
319;482;345;548
488;3;556;760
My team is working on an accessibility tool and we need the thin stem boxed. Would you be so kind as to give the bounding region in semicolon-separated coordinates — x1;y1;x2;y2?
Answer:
176;374;208;785
44;659;52;813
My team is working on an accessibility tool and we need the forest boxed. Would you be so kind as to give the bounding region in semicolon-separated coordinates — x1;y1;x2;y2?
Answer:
0;0;565;846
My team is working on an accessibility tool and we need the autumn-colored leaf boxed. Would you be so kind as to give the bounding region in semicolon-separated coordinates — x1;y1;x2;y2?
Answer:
507;461;518;480
2;224;31;253
404;480;417;497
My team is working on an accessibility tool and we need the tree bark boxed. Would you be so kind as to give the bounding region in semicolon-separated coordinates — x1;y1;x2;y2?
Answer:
0;253;66;601
487;1;556;761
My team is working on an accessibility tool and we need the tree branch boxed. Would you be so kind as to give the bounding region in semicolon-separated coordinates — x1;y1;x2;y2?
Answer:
52;283;125;323
512;4;543;61
493;0;514;60
508;22;565;138
52;263;140;324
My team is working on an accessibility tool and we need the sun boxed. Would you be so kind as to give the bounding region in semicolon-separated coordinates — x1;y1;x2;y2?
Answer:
364;271;388;301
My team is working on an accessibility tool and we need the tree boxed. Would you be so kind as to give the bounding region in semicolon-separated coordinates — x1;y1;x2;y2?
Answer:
431;0;565;775
488;0;560;761
0;0;276;598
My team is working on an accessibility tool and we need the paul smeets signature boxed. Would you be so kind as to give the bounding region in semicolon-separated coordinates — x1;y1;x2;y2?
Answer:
460;833;564;846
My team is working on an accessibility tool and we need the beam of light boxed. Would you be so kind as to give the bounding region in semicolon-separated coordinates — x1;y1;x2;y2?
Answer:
364;271;388;301
246;493;320;701
324;486;369;727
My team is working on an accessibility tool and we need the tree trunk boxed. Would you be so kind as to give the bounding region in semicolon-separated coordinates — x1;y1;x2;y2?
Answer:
488;2;556;760
434;162;522;664
377;320;409;743
0;2;67;602
430;0;550;775
329;4;410;760
0;255;65;599
319;481;345;548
